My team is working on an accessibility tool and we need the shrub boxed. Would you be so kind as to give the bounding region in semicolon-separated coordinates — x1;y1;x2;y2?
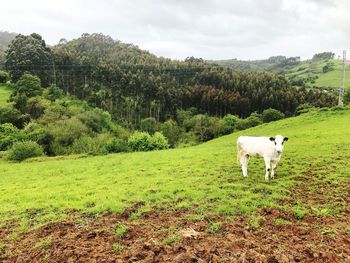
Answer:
237;113;263;130
295;104;314;115
128;131;152;152
25;96;49;119
43;84;63;101
48;117;89;155
192;114;224;142
24;122;53;153
222;114;240;135
343;90;350;105
7;141;44;161
0;105;30;128
160;120;181;147
105;138;129;153
0;123;26;150
128;131;169;152
140;117;158;134
77;109;113;133
69;133;111;155
150;132;169;150
262;108;285;123
0;71;9;83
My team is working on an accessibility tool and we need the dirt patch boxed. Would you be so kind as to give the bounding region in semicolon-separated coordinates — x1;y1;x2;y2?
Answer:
1;172;349;262
1;206;349;263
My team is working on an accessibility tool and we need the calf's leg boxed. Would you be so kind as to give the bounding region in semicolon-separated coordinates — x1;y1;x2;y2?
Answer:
263;156;271;181
240;155;249;177
271;161;278;179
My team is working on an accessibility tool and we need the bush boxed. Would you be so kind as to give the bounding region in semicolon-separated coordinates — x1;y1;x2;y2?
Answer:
128;131;153;152
48;117;89;155
0;123;26;150
140;117;158;134
77;109;113;133
0;71;9;83
43;84;63;101
150;132;169;150
7;141;44;161
105;138;129;153
0;105;30;128
25;96;50;119
128;131;169;152
295;104;315;115
262;108;285;123
192;114;224;142
237;113;262;130
160;120;181;147
222;114;240;134
69;133;111;155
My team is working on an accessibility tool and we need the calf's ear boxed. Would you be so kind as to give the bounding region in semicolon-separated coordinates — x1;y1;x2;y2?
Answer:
283;137;289;142
269;137;275;141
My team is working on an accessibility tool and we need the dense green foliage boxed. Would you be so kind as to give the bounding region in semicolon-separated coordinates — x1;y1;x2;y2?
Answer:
262;108;285;123
5;34;52;86
4;33;337;125
0;71;9;83
6;140;43;161
128;131;169;151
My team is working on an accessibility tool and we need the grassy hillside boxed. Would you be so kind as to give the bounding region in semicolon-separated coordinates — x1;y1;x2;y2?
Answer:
1;107;349;262
0;107;349;226
210;57;350;90
0;84;11;105
284;59;350;89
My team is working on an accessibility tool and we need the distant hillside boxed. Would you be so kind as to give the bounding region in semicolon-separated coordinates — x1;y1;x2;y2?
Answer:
209;53;350;91
0;31;17;67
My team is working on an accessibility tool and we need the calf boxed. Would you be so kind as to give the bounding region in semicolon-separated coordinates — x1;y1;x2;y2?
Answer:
236;135;288;180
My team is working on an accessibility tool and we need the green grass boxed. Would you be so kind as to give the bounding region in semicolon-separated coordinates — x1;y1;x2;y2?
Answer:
0;107;349;228
111;242;124;253
284;59;350;89
115;224;128;238
0;84;11;105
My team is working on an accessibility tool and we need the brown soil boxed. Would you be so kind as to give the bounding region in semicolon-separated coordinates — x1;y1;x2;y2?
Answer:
1;174;349;262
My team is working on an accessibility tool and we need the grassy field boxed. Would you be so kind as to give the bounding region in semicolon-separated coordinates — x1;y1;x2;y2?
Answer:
0;84;11;105
284;59;350;89
0;107;349;229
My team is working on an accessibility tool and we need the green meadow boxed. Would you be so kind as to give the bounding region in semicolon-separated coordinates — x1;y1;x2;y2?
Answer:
0;107;349;227
0;84;11;105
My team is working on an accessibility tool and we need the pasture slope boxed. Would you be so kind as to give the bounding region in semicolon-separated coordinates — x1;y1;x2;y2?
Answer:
0;84;11;105
0;108;350;262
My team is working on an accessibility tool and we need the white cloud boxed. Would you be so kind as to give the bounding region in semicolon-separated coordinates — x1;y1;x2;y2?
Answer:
0;0;348;60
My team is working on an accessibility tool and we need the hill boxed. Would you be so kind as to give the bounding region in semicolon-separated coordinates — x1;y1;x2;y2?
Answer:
0;84;11;105
0;31;17;67
0;107;349;261
209;56;350;91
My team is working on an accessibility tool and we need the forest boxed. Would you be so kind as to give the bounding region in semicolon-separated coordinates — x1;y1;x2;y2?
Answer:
0;32;337;160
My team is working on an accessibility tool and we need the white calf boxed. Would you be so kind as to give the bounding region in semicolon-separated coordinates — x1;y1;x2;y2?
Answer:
236;135;288;180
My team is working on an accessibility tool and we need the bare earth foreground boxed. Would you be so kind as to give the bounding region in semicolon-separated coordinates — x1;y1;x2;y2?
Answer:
1;172;349;263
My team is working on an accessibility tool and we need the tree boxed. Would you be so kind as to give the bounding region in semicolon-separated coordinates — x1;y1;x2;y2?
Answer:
5;33;53;86
262;108;285;123
12;73;42;98
343;90;350;104
0;71;9;83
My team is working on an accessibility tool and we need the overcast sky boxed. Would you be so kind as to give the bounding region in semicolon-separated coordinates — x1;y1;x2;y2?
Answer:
0;0;349;60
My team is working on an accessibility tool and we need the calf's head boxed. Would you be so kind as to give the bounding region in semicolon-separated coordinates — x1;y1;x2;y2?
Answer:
269;135;288;154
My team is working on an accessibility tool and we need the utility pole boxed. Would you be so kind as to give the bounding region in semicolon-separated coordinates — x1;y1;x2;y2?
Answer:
338;50;346;106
